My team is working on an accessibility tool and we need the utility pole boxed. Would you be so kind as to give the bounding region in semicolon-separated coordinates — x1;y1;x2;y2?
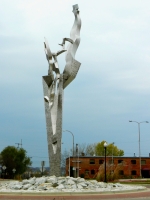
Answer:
15;139;22;149
41;161;45;176
112;142;114;164
76;144;78;177
15;143;20;149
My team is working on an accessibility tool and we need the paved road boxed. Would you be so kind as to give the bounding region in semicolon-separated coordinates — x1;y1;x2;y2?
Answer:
1;189;150;200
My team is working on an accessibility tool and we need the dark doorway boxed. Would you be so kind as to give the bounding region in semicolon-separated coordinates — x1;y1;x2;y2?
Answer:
70;166;73;177
141;170;150;178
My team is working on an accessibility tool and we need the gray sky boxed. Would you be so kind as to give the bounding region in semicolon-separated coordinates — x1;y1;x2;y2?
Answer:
0;0;150;167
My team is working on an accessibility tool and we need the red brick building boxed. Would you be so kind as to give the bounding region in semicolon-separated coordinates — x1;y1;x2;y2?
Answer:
66;156;150;179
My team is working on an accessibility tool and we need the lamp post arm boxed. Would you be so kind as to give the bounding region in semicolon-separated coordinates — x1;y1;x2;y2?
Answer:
130;121;149;124
63;130;74;156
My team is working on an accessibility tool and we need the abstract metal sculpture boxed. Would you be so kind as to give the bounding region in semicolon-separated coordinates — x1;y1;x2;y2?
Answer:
42;4;81;176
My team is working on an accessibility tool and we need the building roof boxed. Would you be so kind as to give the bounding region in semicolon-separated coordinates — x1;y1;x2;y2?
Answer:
67;156;150;159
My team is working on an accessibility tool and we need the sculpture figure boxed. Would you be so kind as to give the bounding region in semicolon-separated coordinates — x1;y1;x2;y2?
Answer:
42;4;81;176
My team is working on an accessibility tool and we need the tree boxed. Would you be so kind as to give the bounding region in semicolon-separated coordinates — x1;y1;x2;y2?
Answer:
0;146;32;178
0;153;2;163
76;142;124;157
78;143;96;156
95;141;124;156
68;142;124;157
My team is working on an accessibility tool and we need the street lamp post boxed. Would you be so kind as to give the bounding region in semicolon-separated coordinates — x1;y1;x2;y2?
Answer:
129;120;149;177
104;142;108;183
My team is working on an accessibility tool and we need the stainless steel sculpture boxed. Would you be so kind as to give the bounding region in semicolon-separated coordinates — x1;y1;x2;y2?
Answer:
42;4;81;176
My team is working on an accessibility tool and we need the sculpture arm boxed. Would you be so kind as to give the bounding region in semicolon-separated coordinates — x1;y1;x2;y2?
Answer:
59;38;73;50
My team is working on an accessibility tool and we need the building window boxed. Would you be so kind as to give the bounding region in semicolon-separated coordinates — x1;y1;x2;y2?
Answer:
99;159;104;164
119;170;124;175
85;170;89;174
118;160;123;164
131;160;136;164
141;160;146;165
91;170;95;175
131;170;136;175
90;159;95;164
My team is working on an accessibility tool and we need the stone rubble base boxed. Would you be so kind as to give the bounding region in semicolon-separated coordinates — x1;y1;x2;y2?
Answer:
0;176;146;193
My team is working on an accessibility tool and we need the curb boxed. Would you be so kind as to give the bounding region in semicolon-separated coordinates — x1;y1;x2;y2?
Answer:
0;188;148;196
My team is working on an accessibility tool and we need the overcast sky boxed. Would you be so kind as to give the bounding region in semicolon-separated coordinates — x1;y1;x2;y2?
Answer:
0;0;150;167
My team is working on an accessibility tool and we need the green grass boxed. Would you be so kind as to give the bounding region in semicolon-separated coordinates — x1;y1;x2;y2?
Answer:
119;181;150;185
